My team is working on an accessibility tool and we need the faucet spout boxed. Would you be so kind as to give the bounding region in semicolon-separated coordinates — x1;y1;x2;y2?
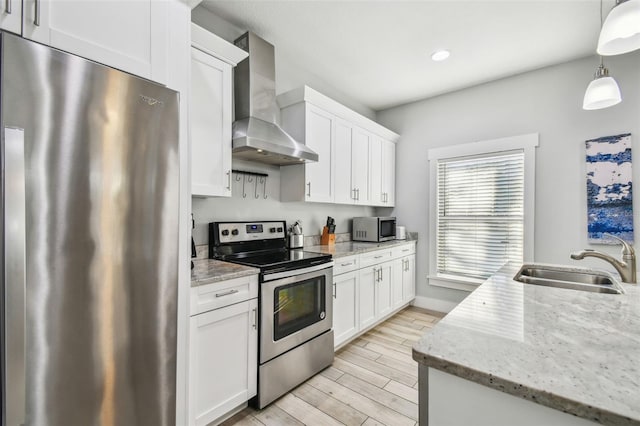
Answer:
570;234;636;284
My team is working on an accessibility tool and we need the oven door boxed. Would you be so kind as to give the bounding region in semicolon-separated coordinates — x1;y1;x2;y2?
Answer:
260;263;333;364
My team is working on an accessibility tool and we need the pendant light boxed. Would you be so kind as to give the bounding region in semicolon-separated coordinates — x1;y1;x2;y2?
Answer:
597;0;640;56
583;60;622;110
583;0;622;110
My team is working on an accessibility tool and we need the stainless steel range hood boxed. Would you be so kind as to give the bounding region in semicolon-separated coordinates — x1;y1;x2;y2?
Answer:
232;32;318;165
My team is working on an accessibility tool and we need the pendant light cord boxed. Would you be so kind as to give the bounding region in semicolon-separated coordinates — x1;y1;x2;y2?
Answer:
599;0;604;67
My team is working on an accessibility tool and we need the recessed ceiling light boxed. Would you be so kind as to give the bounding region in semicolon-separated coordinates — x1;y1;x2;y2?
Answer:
431;50;450;62
257;149;263;153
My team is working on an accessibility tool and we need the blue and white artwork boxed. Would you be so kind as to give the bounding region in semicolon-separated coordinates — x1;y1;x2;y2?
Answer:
586;133;633;244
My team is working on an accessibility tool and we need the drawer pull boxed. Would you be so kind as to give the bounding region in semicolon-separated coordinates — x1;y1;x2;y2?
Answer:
374;255;384;259
340;262;352;267
402;249;410;252
215;289;239;298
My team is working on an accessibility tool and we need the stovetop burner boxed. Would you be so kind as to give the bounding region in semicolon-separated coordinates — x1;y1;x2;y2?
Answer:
221;249;332;273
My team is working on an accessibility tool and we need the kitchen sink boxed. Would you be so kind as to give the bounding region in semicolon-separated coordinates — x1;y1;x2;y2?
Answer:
513;264;624;294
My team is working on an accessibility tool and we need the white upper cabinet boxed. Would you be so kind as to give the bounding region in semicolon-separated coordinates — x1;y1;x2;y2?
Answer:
189;24;248;198
334;119;355;204
370;137;396;207
278;86;398;206
190;48;232;197
351;127;371;205
382;139;396;206
21;0;169;85
0;0;22;34
280;103;336;203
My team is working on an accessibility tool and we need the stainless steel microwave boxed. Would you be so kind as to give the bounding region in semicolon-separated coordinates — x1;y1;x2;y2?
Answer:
352;217;397;242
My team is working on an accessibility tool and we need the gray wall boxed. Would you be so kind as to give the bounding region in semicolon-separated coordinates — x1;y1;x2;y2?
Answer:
190;7;377;243
377;52;640;308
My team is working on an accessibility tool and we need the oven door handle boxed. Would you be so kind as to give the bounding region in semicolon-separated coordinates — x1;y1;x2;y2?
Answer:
262;261;334;282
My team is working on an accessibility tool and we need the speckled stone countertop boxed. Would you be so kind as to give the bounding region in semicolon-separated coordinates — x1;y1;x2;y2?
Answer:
413;263;640;426
190;259;259;288
305;238;416;258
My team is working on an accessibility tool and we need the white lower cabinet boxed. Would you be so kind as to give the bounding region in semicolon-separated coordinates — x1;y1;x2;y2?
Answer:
392;258;405;309
333;270;359;347
189;276;258;426
358;260;392;329
402;255;416;302
376;261;393;319
358;266;377;330
335;243;416;348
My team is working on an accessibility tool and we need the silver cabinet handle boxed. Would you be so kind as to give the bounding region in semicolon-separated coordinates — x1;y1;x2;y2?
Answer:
402;249;410;253
307;181;311;197
226;170;231;190
333;282;337;299
340;262;352;267
34;0;40;26
215;289;239;298
351;188;356;200
252;308;257;330
5;0;11;14
374;255;383;259
356;188;360;201
4;127;26;426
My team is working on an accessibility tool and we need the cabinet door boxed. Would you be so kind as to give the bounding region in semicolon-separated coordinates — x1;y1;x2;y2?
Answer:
23;0;168;84
305;105;334;203
190;47;232;197
392;258;404;309
0;0;21;34
369;136;384;206
333;271;359;347
376;261;393;319
382;139;396;206
351;127;370;205
334;119;355;204
358;267;377;330
403;255;416;302
189;299;258;426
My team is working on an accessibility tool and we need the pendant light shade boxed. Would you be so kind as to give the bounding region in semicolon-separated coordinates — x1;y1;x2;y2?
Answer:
597;0;640;55
583;64;622;110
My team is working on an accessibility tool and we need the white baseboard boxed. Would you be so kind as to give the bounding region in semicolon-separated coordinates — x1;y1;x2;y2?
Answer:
412;296;458;314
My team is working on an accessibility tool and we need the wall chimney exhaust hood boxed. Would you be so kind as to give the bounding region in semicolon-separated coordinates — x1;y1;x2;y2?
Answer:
232;32;318;165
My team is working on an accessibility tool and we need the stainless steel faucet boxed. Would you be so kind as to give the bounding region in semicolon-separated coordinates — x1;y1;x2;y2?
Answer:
571;233;636;283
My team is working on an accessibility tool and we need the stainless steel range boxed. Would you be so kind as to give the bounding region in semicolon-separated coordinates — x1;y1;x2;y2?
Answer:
209;221;334;408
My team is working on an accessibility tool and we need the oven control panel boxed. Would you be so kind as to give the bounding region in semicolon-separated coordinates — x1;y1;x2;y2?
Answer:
216;221;286;243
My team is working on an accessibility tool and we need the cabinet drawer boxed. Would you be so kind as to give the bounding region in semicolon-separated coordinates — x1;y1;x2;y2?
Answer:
334;255;359;275
392;243;415;259
359;249;393;268
190;275;258;316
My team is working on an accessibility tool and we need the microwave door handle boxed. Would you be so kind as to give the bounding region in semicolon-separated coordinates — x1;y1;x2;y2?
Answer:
4;127;27;426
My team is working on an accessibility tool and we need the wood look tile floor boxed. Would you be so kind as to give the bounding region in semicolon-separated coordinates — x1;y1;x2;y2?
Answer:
222;307;444;426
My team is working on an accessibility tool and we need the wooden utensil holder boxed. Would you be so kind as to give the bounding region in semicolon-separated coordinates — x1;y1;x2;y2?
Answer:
321;226;335;246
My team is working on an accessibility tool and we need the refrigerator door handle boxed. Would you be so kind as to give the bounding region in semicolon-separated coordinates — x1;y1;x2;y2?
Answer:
4;127;27;426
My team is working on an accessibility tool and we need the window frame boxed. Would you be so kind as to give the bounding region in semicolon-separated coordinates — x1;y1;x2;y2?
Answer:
428;133;539;291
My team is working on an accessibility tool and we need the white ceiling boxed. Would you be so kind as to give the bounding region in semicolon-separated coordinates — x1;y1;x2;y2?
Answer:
199;0;610;111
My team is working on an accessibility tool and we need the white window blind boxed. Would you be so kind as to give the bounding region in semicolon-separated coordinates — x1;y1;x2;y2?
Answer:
437;150;524;280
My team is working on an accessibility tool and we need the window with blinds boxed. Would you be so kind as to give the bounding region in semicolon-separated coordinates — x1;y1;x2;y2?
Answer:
436;150;524;280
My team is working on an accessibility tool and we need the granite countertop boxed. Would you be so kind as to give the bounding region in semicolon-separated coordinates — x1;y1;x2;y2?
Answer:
191;258;259;288
413;263;640;426
305;238;416;258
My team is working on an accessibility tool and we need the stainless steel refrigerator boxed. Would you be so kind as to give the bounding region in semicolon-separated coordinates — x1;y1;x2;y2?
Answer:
1;33;180;426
